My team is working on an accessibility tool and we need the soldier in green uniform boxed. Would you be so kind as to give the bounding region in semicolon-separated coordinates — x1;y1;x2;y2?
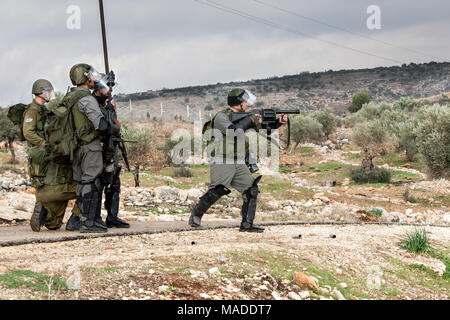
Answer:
25;79;81;232
189;89;287;232
69;63;118;233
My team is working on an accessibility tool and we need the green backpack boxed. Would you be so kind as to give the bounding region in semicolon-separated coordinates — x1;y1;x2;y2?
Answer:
44;90;90;163
7;103;30;141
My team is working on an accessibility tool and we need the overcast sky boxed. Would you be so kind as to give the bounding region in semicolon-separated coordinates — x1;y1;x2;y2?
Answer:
0;0;449;105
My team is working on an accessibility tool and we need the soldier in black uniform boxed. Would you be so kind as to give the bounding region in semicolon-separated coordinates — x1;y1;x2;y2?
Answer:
92;73;129;228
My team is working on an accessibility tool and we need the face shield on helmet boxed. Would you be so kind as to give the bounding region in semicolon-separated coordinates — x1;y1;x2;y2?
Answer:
94;71;116;90
94;71;117;96
41;89;55;102
241;90;257;106
84;67;103;83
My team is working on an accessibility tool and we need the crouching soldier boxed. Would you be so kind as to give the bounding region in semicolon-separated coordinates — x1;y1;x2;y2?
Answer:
24;79;80;231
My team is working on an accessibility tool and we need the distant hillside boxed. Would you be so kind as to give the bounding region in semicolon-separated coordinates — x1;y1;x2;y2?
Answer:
115;61;450;122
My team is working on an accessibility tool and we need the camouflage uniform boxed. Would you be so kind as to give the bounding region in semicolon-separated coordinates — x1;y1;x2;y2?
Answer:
23;99;80;230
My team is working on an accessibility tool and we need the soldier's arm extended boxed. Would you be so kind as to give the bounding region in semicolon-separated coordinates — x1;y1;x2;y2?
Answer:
22;109;45;147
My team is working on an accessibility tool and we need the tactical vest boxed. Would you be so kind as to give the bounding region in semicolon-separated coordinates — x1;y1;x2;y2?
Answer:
67;90;101;145
204;109;253;161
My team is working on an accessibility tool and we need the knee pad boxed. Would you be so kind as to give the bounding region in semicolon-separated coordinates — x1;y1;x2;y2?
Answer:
214;184;231;196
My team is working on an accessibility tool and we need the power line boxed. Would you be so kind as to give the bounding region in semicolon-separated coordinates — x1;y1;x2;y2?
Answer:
193;0;403;64
250;0;446;61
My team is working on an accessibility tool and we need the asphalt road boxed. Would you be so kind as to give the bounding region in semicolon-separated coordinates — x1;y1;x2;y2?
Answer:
0;220;241;247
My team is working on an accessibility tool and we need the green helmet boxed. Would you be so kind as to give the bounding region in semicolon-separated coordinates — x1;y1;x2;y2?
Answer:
32;79;53;94
227;88;256;106
69;63;92;85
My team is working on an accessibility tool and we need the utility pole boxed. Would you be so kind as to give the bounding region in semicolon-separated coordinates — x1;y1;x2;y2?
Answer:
186;105;190;119
99;0;109;73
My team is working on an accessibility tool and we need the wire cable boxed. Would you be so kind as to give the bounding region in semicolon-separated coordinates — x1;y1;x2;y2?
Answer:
194;0;403;64
250;0;446;61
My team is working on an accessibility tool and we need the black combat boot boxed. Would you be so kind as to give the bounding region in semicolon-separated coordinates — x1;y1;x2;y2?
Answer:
105;186;129;228
80;181;107;233
66;213;81;231
240;176;265;233
30;203;48;232
189;185;231;227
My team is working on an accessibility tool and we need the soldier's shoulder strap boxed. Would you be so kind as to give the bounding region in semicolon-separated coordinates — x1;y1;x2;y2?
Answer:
202;109;230;134
64;89;92;110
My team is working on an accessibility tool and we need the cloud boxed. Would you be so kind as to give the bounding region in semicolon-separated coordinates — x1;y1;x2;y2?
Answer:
0;0;448;105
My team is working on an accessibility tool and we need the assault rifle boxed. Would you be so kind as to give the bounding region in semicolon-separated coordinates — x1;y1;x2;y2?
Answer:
103;71;135;172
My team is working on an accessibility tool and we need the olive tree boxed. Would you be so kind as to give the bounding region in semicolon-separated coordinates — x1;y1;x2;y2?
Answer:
121;126;160;186
312;108;339;139
289;114;323;154
352;120;393;171
0;111;19;163
414;105;450;178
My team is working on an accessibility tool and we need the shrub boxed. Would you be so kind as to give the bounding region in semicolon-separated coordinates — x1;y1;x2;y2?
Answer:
414;105;450;178
173;166;193;177
367;208;383;216
393;97;421;111
348;92;371;113
399;228;430;253
357;102;390;121
351;166;391;183
438;94;450;106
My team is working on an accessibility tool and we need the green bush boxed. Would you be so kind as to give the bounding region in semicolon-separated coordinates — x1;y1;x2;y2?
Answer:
351;166;392;183
357;102;390;121
367;208;383;216
414;105;450;178
348;92;371;113
399;228;430;253
393;97;421;111
438;94;450;106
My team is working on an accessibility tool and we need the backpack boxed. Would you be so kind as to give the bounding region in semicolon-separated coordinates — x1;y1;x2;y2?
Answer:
7;103;30;141
44;90;90;163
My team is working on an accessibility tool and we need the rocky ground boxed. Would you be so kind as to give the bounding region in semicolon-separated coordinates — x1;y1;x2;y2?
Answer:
0;224;448;300
0;134;448;300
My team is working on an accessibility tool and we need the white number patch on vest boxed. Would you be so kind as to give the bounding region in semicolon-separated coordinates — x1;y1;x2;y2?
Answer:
25;118;33;123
